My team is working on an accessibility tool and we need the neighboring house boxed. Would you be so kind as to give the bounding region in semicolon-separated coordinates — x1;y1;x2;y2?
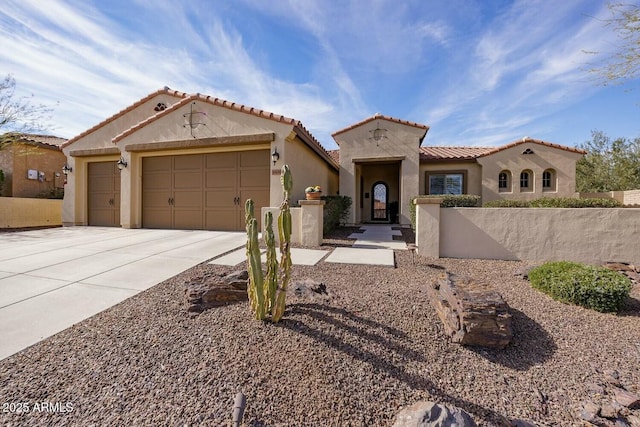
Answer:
0;133;67;198
62;90;585;230
332;114;586;226
61;87;338;230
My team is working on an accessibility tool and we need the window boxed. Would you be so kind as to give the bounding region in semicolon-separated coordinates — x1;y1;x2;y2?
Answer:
520;170;533;192
428;172;464;195
498;170;511;193
543;169;556;191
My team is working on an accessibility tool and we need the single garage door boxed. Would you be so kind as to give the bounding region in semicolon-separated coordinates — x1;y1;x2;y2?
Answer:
142;150;270;231
88;161;121;226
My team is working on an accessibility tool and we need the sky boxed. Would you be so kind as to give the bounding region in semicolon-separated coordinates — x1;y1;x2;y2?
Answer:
1;0;638;151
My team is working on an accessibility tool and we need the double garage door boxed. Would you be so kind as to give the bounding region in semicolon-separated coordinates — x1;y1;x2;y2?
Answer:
141;150;270;231
87;150;269;231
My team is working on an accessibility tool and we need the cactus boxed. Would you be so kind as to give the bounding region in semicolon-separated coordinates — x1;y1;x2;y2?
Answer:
244;164;293;323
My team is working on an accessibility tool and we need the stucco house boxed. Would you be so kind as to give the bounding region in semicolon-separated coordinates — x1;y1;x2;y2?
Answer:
331;114;585;226
61;87;338;230
0;133;67;198
61;88;585;230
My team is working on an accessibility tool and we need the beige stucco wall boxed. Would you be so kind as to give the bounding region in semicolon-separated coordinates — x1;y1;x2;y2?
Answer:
282;133;338;204
581;190;640;206
333;119;424;225
434;207;640;265
62;93;183;226
0;197;62;228
477;142;583;203
64;95;336;229
419;161;482;196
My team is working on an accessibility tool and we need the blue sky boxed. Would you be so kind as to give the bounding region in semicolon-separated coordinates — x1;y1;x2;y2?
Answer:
1;0;638;150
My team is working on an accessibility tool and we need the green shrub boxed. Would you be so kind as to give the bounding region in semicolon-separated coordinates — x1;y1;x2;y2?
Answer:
322;195;352;234
528;197;622;208
409;195;480;228
483;199;531;207
528;261;632;313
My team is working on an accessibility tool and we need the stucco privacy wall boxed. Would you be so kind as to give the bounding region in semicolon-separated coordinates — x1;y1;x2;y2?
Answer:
415;206;640;265
477;142;583;203
581;190;640;206
0;197;62;228
333;118;425;225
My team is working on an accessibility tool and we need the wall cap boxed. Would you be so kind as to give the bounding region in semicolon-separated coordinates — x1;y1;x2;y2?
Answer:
414;197;443;205
299;200;326;206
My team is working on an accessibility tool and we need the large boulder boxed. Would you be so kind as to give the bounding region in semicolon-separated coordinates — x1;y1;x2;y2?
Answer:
428;271;512;349
393;401;476;427
185;270;248;313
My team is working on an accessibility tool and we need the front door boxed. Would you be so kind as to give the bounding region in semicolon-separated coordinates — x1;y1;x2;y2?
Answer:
371;181;388;221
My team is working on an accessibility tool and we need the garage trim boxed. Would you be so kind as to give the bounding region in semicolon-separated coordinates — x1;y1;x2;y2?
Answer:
125;133;275;153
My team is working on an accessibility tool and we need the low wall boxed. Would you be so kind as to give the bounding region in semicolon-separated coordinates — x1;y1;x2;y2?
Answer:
580;189;640;206
0;197;63;228
261;200;324;246
415;200;640;265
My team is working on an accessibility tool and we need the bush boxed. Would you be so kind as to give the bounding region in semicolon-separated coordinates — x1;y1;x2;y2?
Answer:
322;195;352;234
483;199;531;207
409;195;480;228
528;261;632;313
483;197;622;208
529;197;622;208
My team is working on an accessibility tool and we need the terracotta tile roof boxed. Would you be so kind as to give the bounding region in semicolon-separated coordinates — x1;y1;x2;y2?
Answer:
110;92;338;170
477;137;587;157
331;113;429;140
420;146;494;161
327;149;340;164
3;133;67;148
61;87;189;148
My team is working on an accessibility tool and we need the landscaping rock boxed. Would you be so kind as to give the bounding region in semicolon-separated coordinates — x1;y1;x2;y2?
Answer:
613;387;640;409
392;400;477;427
578;401;600;422
291;279;332;302
603;262;640;285
510;419;538;427
428;271;513;349
185;269;248;313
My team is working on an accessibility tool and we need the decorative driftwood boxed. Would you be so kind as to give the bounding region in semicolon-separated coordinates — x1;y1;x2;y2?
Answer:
429;271;512;349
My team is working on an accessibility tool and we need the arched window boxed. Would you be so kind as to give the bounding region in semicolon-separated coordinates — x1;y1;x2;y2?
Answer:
520;170;533;192
543;169;556;191
498;170;511;193
372;181;388;220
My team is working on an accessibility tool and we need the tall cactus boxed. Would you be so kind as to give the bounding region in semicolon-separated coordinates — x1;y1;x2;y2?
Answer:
272;165;293;322
244;164;293;323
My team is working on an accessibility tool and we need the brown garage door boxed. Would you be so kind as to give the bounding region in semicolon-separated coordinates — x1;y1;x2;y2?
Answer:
88;161;121;226
142;151;269;231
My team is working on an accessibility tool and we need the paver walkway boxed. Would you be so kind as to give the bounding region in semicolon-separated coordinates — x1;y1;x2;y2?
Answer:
325;224;404;266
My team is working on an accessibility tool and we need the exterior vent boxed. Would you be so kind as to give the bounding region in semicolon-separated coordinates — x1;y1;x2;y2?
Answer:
154;102;167;112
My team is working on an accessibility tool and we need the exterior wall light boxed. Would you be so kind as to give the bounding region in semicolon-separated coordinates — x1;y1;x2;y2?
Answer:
271;147;280;165
62;164;72;175
117;157;128;170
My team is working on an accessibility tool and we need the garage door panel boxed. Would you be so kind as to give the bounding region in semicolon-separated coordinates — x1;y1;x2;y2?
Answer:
143;174;171;190
173;209;203;229
240;169;268;187
174;191;202;208
174;154;202;170
206;152;237;168
205;170;235;189
240;150;269;167
143;191;171;208
143;209;172;229
142;157;172;173
205;190;236;208
174;172;202;190
205;209;238;231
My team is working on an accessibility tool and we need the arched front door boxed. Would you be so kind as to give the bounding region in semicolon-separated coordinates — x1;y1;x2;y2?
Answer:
371;181;388;221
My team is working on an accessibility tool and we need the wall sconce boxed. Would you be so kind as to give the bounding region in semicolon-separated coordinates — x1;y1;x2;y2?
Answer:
271;147;280;165
62;164;72;175
117;157;128;170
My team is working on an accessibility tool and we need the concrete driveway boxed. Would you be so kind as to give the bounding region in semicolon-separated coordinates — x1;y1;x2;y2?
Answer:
0;227;246;360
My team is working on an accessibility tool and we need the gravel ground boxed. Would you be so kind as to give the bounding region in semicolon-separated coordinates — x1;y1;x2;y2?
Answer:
1;227;639;426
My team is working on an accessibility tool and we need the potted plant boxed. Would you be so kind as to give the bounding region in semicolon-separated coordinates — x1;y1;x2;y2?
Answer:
305;185;322;200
